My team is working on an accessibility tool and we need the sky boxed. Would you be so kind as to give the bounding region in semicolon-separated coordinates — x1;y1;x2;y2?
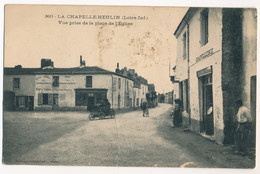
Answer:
4;5;188;93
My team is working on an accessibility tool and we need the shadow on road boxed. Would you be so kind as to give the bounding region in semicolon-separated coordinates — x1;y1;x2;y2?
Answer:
155;108;255;168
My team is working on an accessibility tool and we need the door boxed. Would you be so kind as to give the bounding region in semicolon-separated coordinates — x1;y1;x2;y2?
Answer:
87;97;95;111
28;96;34;111
202;75;214;135
250;75;256;146
118;95;121;109
52;94;59;110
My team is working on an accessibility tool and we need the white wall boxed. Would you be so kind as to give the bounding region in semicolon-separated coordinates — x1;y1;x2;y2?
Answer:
188;8;224;138
241;9;257;109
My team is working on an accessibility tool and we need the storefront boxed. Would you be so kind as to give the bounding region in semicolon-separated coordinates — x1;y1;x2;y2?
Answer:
75;88;108;111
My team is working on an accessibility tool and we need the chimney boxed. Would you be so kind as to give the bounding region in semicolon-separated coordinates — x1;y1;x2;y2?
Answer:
80;55;82;65
115;62;120;73
80;55;86;66
41;58;54;68
14;65;22;69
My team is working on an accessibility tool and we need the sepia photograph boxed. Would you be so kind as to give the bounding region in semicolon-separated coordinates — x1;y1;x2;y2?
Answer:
1;0;259;173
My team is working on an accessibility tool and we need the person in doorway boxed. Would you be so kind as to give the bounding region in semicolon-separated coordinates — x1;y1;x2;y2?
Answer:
234;100;252;155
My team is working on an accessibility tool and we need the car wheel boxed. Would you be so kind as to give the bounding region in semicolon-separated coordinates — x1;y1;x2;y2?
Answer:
99;112;105;120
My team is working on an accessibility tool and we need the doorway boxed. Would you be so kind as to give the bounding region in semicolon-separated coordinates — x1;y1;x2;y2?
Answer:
200;74;214;135
198;73;214;136
28;96;34;111
87;96;95;111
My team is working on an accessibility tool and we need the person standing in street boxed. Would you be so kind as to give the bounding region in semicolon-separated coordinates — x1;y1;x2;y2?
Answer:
173;99;182;127
141;102;149;117
234;100;253;155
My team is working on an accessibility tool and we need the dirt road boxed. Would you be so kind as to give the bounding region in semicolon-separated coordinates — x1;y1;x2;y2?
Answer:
3;104;255;168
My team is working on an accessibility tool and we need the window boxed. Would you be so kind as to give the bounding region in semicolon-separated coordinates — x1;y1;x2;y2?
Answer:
112;77;117;91
13;78;20;89
96;93;106;104
38;93;57;105
43;94;49;105
183;32;187;59
16;96;28;108
53;94;59;105
118;78;121;89
200;8;209;46
76;93;88;106
19;97;25;107
52;76;59;87
86;76;92;88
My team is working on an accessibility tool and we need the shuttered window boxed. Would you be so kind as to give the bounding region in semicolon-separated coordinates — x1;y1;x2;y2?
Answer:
38;93;58;106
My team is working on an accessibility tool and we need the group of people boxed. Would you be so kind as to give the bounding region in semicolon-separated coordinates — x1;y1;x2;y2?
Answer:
170;99;253;156
99;98;253;156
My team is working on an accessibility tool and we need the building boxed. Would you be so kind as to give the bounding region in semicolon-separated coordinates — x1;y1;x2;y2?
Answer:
172;8;257;144
4;58;134;111
115;63;149;107
164;91;173;104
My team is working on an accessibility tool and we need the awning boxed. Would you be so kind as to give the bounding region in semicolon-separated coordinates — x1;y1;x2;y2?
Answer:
197;66;212;77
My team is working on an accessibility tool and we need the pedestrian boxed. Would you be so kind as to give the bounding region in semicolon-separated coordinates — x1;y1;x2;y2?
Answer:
173;99;181;127
141;102;149;117
234;100;253;156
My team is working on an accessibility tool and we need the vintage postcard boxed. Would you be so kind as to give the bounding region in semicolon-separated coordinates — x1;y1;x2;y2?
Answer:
2;3;257;170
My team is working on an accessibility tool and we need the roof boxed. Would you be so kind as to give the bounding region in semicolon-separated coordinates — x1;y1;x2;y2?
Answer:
4;66;134;81
173;8;198;38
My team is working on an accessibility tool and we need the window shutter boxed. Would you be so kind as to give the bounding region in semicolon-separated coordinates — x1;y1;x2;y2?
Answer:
16;96;19;107
48;94;53;105
38;93;43;105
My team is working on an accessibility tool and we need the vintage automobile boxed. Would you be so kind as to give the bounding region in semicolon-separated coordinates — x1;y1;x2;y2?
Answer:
88;104;115;121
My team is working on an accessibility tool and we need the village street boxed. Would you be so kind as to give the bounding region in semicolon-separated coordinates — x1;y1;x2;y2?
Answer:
3;104;255;168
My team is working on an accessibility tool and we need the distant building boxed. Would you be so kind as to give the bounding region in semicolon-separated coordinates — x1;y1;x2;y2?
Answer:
172;8;257;144
115;63;149;107
4;58;134;111
164;91;173;104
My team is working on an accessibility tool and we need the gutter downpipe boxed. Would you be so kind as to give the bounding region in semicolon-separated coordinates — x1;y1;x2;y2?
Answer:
184;18;191;126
